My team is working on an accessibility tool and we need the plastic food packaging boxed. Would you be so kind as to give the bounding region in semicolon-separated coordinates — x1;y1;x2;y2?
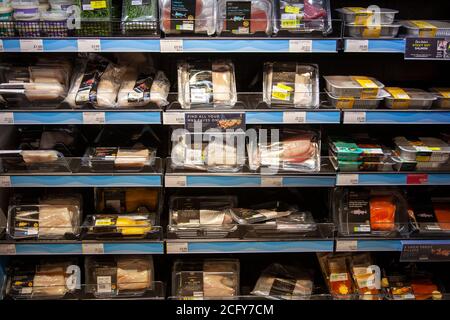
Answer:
408;194;450;234
263;62;319;108
251;263;314;299
393;136;450;163
6;260;81;299
49;0;75;11
41;10;68;37
95;188;159;215
333;188;409;237
0;6;14;36
177;60;237;109
160;0;216;35
337;7;398;25
384;88;436;109
86;147;156;172
75;0;112;37
326;89;388;109
320;254;354;297
7;196;81;240
248;129;320;172
229;201;296;224
345;23;400;38
274;0;332;35
122;0;158;35
95;63;127;108
12;0;39;19
82;214;156;239
168;196;237;239
401;20;450;38
172;259;239;298
216;0;272;36
430;88;450;109
324;76;384;99
85;256;154;298
350;253;381;300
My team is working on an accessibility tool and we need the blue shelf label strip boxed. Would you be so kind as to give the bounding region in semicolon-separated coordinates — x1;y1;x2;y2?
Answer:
186;241;334;253
9;175;162;187
368;39;405;52
246;111;340;124
364;111;450;124
103;242;164;254
182;176;335;187
355;174;450;186
15;243;81;254
356;240;404;251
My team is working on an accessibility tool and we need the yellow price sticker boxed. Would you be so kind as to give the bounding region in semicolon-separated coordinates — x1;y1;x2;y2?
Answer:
410;20;437;37
386;87;411;109
91;0;107;9
281;19;298;28
285;5;300;14
336;97;355;109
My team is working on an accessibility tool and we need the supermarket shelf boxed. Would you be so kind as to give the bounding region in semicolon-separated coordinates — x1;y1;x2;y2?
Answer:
0;174;163;187
0;241;165;255
166;239;334;254
344;38;406;53
0;110;162;125
336;173;450;186
342;110;450;124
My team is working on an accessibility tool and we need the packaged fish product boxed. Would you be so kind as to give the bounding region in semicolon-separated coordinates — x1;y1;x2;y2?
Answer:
393;136;450;163
274;0;332;35
229;201;296;225
384;88;436;109
216;0;272;36
248;129;320;172
345;23;400;38
263;62;319;108
401;20;450;38
6;259;81;299
251;263;314;299
430;88;450;109
324;76;385;99
168;196;237;239
172;259;239;298
325;89;388;109
408;193;450;234
337;7;398;25
95;188;159;215
95;63;128;108
350;253;382;300
160;0;216;35
317;254;354;297
85;147;156;172
85;256;154;298
332;188;409;237
177;60;237;108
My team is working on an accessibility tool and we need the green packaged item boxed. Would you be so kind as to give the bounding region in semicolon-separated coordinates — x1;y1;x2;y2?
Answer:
329;136;387;162
75;0;112;36
121;0;157;35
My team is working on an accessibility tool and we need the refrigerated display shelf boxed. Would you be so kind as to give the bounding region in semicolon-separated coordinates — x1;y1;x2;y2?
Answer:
343;39;406;53
343;110;450;124
336;173;450;186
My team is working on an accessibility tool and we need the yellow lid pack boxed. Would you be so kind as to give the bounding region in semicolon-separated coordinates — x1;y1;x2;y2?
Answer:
346;7;374;25
386;87;411;109
410;20;437;37
351;76;380;98
336;97;355;109
362;25;381;38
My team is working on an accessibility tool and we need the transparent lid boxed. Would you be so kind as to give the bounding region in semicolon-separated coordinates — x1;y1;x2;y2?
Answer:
385;88;437;101
394;136;450;154
401;20;450;30
430;88;450;99
337;7;398;15
324;76;384;90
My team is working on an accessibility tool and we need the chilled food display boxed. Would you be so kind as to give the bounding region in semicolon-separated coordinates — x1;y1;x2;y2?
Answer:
345;23;400;39
430;88;450;109
263;62;319;108
337;7;398;25
172;259;239;298
401;20;450;37
85;147;156;172
121;0;158;35
384;88;436;109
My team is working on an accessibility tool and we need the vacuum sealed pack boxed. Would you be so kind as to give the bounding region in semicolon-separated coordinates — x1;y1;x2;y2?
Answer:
85;147;156;172
172;259;239;298
274;0;332;35
178;60;237;109
216;0;273;36
85;256;154;298
160;0;216;35
82;214;156;239
263;62;319;108
408;192;450;235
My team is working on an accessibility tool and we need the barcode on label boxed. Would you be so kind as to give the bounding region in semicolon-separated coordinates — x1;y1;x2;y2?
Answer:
163;112;185;125
167;242;188;253
336;174;359;186
0;112;14;124
346;40;369;52
0;176;12;187
283;111;306;123
82;243;104;254
261;176;283;187
83;112;105;124
336;240;358;252
20;39;44;52
289;40;313;52
78;39;101;52
165;176;187;187
343;111;366;123
0;244;16;254
160;40;183;53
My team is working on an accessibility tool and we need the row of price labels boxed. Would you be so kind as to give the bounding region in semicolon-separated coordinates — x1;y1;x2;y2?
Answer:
0;39;101;53
0;243;104;255
0;112;106;124
336;173;431;186
164;176;284;187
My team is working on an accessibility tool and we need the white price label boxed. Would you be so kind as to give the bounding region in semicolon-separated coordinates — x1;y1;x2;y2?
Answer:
346;40;369;52
0;40;4;52
131;0;142;4
0;244;16;255
289;39;313;52
336;174;359;186
82;243;104;254
20;39;44;52
83;112;105;124
261;176;283;187
160;39;183;53
336;240;358;252
167;242;188;253
163;112;185;125
343;111;366;124
0;176;11;187
165;175;187;187
78;39;101;52
283;111;306;123
0;112;14;124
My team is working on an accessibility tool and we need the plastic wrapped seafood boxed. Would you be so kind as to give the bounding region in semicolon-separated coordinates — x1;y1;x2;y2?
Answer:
85;147;156;172
401;20;450;38
337;7;398;25
82;214;156;239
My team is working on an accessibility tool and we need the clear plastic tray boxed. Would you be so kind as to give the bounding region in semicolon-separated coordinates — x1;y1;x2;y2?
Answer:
337;7;398;25
393;136;450;163
324;76;384;99
401;20;450;37
384;88;436;109
326;89;385;109
430;88;450;109
346;23;400;38
409;197;450;235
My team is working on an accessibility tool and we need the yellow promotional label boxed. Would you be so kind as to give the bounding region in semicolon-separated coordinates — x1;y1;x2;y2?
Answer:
410;20;437;37
346;7;373;25
91;0;107;9
336;97;355;109
352;76;379;98
417;155;431;162
281;19;298;28
272;83;293;101
95;218;114;226
285;5;300;14
362;26;381;38
429;147;442;151
386;87;411;109
276;83;294;92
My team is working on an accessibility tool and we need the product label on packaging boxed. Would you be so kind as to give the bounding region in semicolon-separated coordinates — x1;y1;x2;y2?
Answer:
362;26;381;38
271;63;296;103
269;278;296;296
401;243;450;262
179;272;203;296
76;60;108;106
346;7;373;25
330;273;349;282
336;97;355;109
272;83;293;101
386;87;411;108
13;206;39;237
280;3;302;30
11;274;34;297
185;113;245;132
82;0;106;10
189;68;212;104
170;0;196;32
347;191;371;234
128;73;154;103
405;37;450;60
351;76;379;99
410;20;438;37
103;189;127;212
95;266;117;294
226;1;251;34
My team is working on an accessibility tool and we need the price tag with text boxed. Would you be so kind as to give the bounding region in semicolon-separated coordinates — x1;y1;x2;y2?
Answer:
336;174;359;186
0;176;12;187
407;173;429;185
20;39;44;52
346;40;369;52
336;240;358;252
82;243;104;254
0;40;4;52
167;242;188;253
165;175;187;187
343;111;366;123
261;176;283;187
160;39;183;53
0;112;14;124
0;244;16;255
78;39;101;52
283;111;306;123
83;112;105;124
163;112;185;125
289;40;313;52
